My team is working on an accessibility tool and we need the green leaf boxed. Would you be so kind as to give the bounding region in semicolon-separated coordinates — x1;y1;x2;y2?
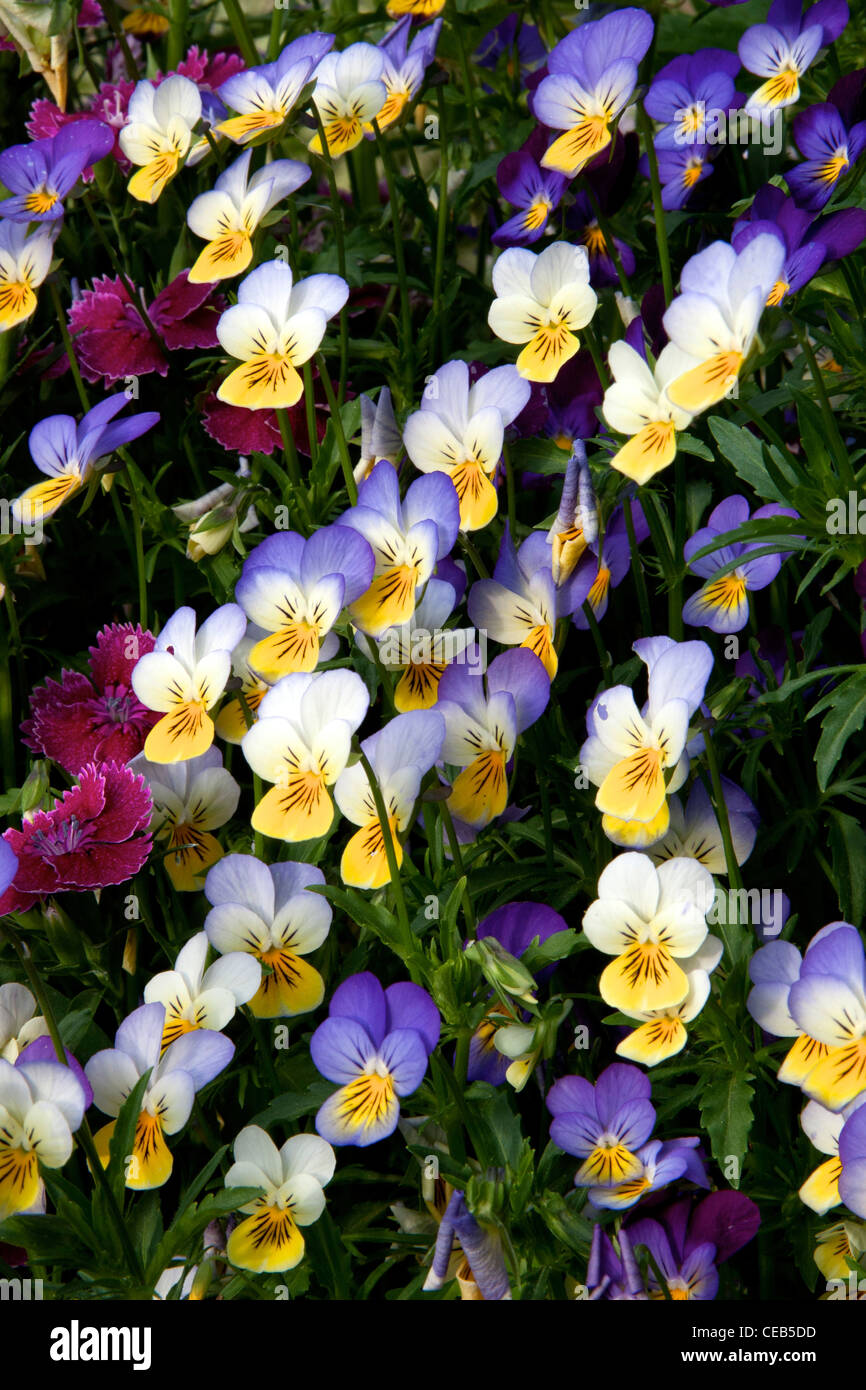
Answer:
827;810;866;926
707;417;801;503
106;1069;152;1203
251;1080;336;1129
811;671;866;790
699;1074;755;1188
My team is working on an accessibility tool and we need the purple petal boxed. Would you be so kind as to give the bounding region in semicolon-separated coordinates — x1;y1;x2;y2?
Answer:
300;524;375;602
378;1027;430;1095
161;1029;234;1090
328;972;387;1047
486;649;550;733
310;1014;377;1083
384;983;440;1053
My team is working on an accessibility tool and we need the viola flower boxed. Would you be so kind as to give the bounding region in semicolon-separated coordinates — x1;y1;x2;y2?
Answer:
131;603;246;763
12;395;160;524
568;502;650;629
368;16;442;134
0;1057;87;1220
0;762;152;914
129;748;240;891
241;670;369;842
813;1220;866;1283
585;1223;646;1300
118;73;202;202
682;495;800;635
0;220;57;332
738;0;848;115
224;1126;336;1274
579;637;714;846
309;44;387;158
644;48;741;149
204;855;332;1018
626;1191;760;1299
492;132;569;248
216;34;334;145
423;1190;512;1300
547;1062;657;1187
186;149;310;284
663;235;786;414
143;932;261;1051
402;361;531;532
85;1003;233;1189
437;650;550;831
476;14;546;78
648;778;758;872
588;1135;708;1211
788;922;866;1110
215;261;349;410
0;983;47;1063
234;526;374;679
839;1104;866;1219
340;462;459;635
540;443;599;589
583;852;714;1013
747;933;843;1090
355;578;476;713
788;102;866;211
568;193;637;290
68;271;225;387
468;526;559;679
488;243;598;384
799;1096;866;1214
21;622;158;773
534;8;654;176
386;0;444;17
543;350;602;452
311;972;440;1147
213;627;273;744
732;184;866;303
649;143;715;210
355;387;402;484
615;935;723;1066
334;709;445;889
0;122;113;222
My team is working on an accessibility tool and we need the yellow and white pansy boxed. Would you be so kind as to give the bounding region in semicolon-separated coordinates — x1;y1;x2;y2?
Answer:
615;934;723;1065
224;1125;336;1273
367;16;442;134
130;747;240;891
488;242;598;383
241;669;369;842
402;361;531;532
213;628;275;745
0;221;56;332
216;33;334;145
354;578;476;711
354;387;402;485
85;1003;234;1190
799;1096;865;1216
583;852;715;1014
0;1056;86;1219
0;983;48;1062
204;855;332;1019
602;340;696;484
309;43;388;158
216;260;349;410
186;149;310;284
119;74;202;204
144;932;262;1052
131;603;246;764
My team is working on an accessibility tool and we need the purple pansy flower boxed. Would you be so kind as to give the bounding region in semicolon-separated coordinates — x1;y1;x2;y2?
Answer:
0;122;114;222
682;495;799;635
588;1136;709;1211
585;1223;646;1299
492;130;568;248
645;49;742;149
311;973;440;1147
625;1191;760;1299
475;15;546;79
645;143;715;211
739;0;849;114
733;184;866;303
423;1189;512;1299
788;102;866;210
547;1062;657;1189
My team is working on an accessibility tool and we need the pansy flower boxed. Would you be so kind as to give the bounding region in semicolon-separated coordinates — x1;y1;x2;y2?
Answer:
547;1062;656;1187
334;709;445;889
644;48;741;149
588;1135;708;1210
234;526;374;679
130;747;240;891
626;1191;760;1299
386;0;444;16
738;0;848;114
747;933;843;1089
437;649;549;832
788;923;866;1110
355;578;476;712
649;143;715;210
311;972;440;1147
340;462;459;635
732;184;866;304
215;260;349;410
682;495;799;635
813;1220;866;1283
21;622;158;772
488;242;598;384
423;1190;512;1300
144;933;261;1051
354;387;402;484
213;628;273;744
131;603;246;763
309;43;387;158
468;526;559;679
534;8;654;176
567;192;637;290
216;34;334;145
648;778;758;872
585;1224;646;1300
0;1057;86;1220
788;102;866;211
12;395;159;523
0;983;47;1063
0;762;152;914
0;121;113;221
224;1126;336;1273
663;235;785;414
568;502;650;630
367;16;442;135
241;670;369;841
85;1003;233;1189
119;73;202;202
402;361;531;531
492;131;568;248
186;149;310;283
615;935;723;1066
0;220;57;331
799;1095;866;1214
204;855;332;1018
541;443;599;589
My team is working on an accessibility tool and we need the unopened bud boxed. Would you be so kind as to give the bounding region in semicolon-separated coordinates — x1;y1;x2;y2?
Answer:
464;937;537;1005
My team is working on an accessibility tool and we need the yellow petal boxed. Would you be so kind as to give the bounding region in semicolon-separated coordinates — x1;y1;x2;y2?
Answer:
516;325;579;383
0;1141;40;1219
162;826;223;892
188;232;253;284
609;421;678;485
451;461;498;532
599;943;689;1014
341;816;402;890
799;1157;843;1215
128;152;180;204
801;1040;866;1110
227;1202;305;1273
0;279;38;331
777;1033;834;1086
540;120;611;177
14;473;82;520
349;565;420;636
666;351;743;413
252;776;334;842
217;355;304;410
576;1142;644;1186
394;661;446;711
250;948;325;1019
615;1016;688;1066
310;117;364;158
601;801;671;848
214;687;266;743
217;111;286;143
447;751;507;829
248;625;320;680
144;703;214;763
596;747;666;824
522;625;557;680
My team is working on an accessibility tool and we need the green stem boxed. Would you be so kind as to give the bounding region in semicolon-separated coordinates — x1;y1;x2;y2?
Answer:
373;118;414;398
440;800;476;935
311;102;349;403
315;353;358;504
100;0;139;79
433;87;450;365
123;470;148;629
702;725;743;892
357;750;419;981
49;281;90;413
451;0;483;158
582;323;610;390
582;600;611;683
222;0;259;66
166;0;188;71
623;495;653;636
275;408;313;530
637;105;673;306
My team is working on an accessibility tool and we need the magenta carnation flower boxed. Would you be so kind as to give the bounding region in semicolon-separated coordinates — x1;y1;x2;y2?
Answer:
68;273;226;386
0;762;153;913
201;391;327;457
22;623;159;773
176;46;245;89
